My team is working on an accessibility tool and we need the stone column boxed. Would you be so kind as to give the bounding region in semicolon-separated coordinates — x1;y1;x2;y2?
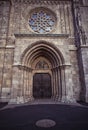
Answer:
21;67;34;102
59;65;66;102
52;69;56;99
64;65;76;102
55;68;59;100
57;67;62;101
8;0;15;37
23;69;26;101
22;67;31;103
51;70;54;99
20;66;24;101
26;70;29;98
28;70;34;101
9;65;19;104
81;47;88;102
28;71;30;98
16;66;25;104
54;69;57;100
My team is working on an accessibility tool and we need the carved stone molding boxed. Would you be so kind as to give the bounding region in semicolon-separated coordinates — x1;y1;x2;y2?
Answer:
14;33;69;38
12;0;71;5
13;64;32;71
7;36;15;45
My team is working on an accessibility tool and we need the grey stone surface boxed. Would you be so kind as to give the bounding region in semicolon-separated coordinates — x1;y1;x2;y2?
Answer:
0;0;88;103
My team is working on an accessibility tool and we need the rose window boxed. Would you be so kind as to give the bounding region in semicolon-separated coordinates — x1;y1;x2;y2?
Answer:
29;9;55;33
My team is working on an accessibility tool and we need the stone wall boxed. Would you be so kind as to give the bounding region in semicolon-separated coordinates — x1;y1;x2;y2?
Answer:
80;2;88;101
73;0;88;102
13;0;74;36
0;0;13;102
0;0;86;103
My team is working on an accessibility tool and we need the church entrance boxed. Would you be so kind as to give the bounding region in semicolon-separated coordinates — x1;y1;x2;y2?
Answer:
33;73;52;99
19;41;66;102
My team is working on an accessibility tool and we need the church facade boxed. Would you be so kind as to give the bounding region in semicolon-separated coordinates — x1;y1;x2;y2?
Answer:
0;0;88;104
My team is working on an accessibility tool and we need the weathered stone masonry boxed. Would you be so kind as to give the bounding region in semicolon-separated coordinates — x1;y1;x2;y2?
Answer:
0;0;88;103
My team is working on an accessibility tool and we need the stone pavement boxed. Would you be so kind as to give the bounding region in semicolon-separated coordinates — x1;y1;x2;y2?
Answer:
0;100;88;130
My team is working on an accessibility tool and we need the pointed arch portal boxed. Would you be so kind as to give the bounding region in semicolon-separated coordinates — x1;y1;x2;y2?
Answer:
19;41;66;101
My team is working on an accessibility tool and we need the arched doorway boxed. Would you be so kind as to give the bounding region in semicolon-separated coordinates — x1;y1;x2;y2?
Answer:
20;41;65;101
33;57;52;99
33;73;52;99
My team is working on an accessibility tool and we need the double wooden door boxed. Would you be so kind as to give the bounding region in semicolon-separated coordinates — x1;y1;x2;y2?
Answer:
33;73;52;99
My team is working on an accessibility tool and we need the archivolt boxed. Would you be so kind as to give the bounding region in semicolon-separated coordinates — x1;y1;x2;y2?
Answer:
21;41;64;68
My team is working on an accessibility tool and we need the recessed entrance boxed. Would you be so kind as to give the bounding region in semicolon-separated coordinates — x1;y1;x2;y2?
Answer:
33;73;52;99
20;41;65;102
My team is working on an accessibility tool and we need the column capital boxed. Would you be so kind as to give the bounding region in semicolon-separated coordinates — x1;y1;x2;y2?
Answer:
59;64;71;69
13;64;33;72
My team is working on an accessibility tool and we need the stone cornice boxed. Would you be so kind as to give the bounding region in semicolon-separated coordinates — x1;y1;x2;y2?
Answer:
13;64;32;71
0;45;15;49
12;0;71;5
14;33;69;38
80;45;88;48
6;45;15;48
77;45;88;50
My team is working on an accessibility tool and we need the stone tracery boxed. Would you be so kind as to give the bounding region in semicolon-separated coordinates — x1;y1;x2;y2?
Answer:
29;9;56;33
35;60;49;69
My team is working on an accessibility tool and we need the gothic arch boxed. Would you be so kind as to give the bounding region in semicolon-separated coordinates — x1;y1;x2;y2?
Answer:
18;41;66;101
21;40;65;66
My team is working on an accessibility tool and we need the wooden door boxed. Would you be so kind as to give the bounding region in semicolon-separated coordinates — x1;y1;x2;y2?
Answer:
33;73;52;99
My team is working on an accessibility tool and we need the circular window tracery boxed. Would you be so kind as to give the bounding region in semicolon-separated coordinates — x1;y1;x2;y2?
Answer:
29;9;56;34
